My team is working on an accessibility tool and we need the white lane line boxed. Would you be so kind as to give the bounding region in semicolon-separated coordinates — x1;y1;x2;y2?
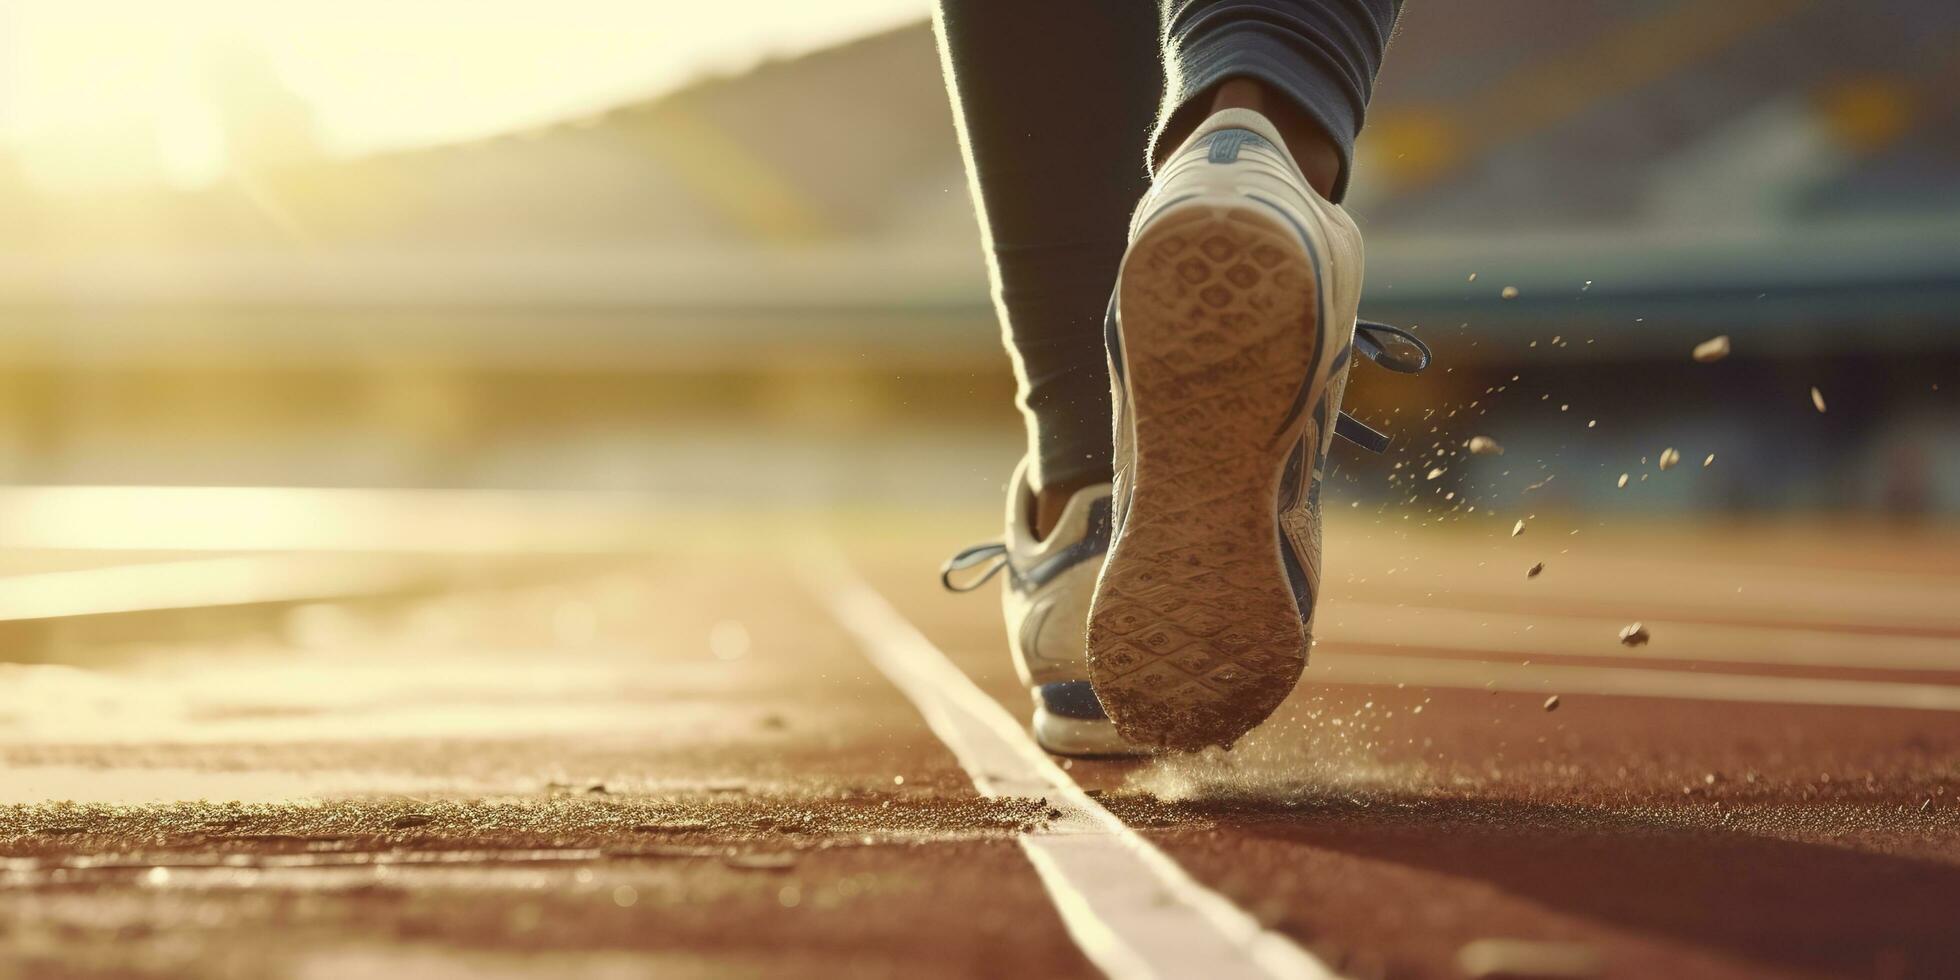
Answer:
805;558;1336;980
1309;652;1960;712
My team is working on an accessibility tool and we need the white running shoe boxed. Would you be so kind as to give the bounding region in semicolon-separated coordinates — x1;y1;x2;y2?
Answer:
942;459;1150;757
1085;108;1430;751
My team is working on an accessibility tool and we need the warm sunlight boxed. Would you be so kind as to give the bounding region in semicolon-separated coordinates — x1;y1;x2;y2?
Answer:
0;0;928;192
3;3;1957;975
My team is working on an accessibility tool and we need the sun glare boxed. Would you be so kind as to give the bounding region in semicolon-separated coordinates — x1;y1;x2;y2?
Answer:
0;0;928;192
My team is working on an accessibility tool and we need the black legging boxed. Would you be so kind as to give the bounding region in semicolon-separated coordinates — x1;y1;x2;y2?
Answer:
935;1;1402;493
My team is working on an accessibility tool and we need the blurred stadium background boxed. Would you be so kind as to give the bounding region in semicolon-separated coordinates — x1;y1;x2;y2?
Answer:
0;0;1956;515
5;8;1960;974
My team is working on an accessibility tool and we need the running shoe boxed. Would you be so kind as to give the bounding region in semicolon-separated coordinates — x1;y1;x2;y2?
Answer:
941;459;1149;757
1086;107;1430;751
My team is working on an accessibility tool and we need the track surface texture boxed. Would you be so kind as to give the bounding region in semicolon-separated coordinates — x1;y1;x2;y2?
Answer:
2;491;1957;979
1091;203;1319;753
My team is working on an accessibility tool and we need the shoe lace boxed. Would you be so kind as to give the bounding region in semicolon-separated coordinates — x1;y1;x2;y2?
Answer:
1334;320;1433;453
942;319;1432;592
941;542;1010;592
1354;319;1432;374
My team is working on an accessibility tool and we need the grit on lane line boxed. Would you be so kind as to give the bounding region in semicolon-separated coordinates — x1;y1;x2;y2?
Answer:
807;554;1340;980
849;521;1960;978
4;554;1125;978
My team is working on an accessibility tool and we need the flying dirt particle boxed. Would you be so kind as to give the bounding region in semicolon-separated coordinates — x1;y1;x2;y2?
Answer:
1692;335;1731;363
1457;938;1603;979
1427;467;1446;480
1523;475;1554;493
1658;447;1680;471
1511;520;1525;537
1468;272;1479;282
1527;562;1544;579
778;882;802;908
1619;623;1651;647
612;885;638;908
1617;473;1629;489
1501;286;1520;299
146;867;171;886
1468;435;1504;455
1810;386;1827;413
892;775;905;786
1703;453;1715;468
1543;696;1560;712
1587;419;1597;428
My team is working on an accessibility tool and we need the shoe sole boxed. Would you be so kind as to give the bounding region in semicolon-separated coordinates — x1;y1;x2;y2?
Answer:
1087;200;1320;752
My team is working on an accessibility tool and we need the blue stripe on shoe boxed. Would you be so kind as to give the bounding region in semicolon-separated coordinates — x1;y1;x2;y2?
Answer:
1270;437;1317;619
1007;497;1112;595
1240;195;1422;455
1038;680;1110;721
1241;193;1331;448
1104;292;1125;387
1206;129;1274;164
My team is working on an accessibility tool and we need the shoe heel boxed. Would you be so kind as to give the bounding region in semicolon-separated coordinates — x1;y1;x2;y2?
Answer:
1087;200;1321;751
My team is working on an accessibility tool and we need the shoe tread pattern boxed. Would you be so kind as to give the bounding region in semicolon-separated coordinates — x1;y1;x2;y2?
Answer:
1087;203;1319;751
